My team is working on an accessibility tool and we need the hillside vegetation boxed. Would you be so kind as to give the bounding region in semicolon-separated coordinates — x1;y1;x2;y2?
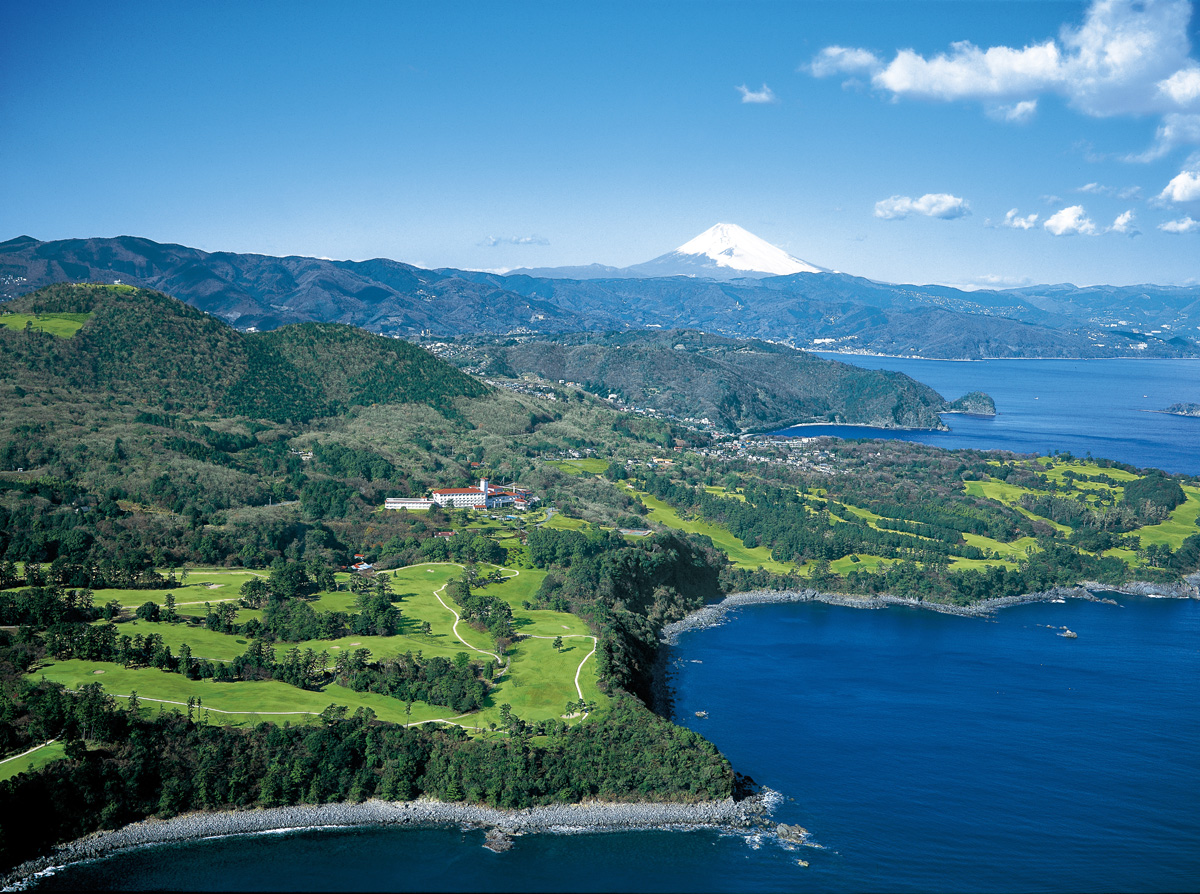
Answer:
444;330;990;432
0;284;486;423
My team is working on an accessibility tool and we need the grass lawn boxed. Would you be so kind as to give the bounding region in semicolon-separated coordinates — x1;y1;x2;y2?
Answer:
34;560;613;733
476;634;608;729
631;489;796;574
104;619;249;661
964;479;1072;534
1128;486;1200;549
0;312;92;337
30;659;452;727
0;741;67;782
962;532;1040;560
95;570;265;618
543;513;588;531
829;554;901;574
948;555;1021;571
1035;458;1140;482
547;458;610;476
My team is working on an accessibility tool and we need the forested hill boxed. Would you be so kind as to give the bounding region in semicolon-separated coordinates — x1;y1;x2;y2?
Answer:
448;330;990;432
0;284;487;422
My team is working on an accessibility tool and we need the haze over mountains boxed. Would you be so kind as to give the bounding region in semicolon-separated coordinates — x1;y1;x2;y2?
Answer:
2;228;1198;360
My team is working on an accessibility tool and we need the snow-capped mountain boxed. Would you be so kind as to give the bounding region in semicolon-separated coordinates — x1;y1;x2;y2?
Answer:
511;223;825;280
624;223;825;279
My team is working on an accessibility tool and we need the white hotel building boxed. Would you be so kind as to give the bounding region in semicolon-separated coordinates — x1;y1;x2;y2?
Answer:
384;478;536;512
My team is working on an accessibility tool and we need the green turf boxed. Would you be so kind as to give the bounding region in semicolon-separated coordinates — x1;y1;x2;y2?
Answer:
829;554;902;574
631;489;796;574
962;532;1040;560
476;634;608;729
94;570;265;618
1128;486;1200;549
31;659;455;727
703;485;746;501
0;741;68;782
1035;458;1140;482
0;312;92;337
543;513;588;531
547;458;610;476
29;560;616;733
964;479;1072;533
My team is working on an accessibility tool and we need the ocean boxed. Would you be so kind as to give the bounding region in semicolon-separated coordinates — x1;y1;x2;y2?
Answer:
785;355;1200;475
30;358;1200;892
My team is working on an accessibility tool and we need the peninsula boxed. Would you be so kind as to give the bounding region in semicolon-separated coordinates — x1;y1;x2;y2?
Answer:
0;284;1198;882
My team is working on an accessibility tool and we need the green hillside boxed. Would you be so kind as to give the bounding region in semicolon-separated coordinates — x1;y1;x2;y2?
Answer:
445;329;988;432
0;284;486;423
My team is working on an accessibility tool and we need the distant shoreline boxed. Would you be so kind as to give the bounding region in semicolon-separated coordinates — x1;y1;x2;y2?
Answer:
660;579;1200;644
813;351;1200;363
3;794;779;889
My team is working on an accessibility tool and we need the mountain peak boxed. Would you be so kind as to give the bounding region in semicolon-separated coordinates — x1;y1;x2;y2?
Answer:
670;223;823;276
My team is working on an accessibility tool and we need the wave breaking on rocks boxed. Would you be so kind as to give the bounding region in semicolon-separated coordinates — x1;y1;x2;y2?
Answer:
659;584;1159;643
2;792;779;889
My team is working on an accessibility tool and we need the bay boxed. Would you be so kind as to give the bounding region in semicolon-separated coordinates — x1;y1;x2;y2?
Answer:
777;356;1200;475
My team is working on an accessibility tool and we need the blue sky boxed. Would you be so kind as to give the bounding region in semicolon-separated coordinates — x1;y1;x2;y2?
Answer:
2;1;1199;287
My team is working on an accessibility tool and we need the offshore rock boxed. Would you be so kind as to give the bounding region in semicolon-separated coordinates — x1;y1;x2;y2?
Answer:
776;823;810;843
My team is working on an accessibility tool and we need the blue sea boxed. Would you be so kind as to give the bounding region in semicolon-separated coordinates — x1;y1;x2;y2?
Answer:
785;355;1200;475
32;359;1200;892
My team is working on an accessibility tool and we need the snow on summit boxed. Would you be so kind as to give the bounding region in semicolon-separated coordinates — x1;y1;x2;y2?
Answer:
674;223;822;276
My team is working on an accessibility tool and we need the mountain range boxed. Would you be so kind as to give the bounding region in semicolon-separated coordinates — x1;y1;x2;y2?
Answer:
2;229;1198;360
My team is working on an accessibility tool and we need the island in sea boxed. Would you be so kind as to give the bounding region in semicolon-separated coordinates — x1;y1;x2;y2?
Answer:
1160;402;1200;417
0;285;1197;883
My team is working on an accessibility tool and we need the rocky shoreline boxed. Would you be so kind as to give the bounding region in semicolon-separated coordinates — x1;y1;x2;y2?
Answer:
3;793;779;889
661;579;1199;644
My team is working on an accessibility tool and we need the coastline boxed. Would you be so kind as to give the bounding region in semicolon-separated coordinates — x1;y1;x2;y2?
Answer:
812;351;1200;363
661;577;1200;644
3;793;779;890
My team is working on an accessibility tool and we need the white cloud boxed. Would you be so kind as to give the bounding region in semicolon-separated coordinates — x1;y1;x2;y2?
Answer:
1157;66;1200;105
1002;208;1039;229
809;0;1200;147
1156;168;1200;201
1077;181;1142;198
1126;112;1200;160
479;235;550;247
736;83;778;104
874;193;971;220
1158;215;1200;232
1044;205;1099;235
988;99;1039;122
809;46;882;78
964;273;1036;288
1110;209;1139;234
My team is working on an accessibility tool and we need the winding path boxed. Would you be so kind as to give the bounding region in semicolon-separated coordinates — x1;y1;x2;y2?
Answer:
385;562;597;718
525;634;597;702
0;739;57;765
